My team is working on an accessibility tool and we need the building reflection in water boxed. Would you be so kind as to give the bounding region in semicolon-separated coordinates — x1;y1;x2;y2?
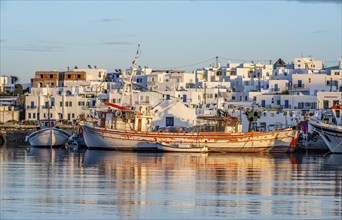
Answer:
1;147;341;219
81;150;341;218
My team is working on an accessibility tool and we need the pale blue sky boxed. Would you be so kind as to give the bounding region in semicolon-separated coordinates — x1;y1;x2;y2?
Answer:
1;0;341;83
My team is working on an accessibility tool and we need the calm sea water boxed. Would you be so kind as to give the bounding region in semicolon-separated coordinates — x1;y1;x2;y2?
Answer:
0;146;341;219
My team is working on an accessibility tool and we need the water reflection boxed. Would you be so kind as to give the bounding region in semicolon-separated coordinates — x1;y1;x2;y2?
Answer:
1;147;341;219
322;154;342;171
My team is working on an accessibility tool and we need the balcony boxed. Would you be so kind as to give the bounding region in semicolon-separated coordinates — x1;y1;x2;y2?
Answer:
293;84;305;89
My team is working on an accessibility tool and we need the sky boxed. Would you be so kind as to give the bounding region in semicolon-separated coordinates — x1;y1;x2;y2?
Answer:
1;0;341;83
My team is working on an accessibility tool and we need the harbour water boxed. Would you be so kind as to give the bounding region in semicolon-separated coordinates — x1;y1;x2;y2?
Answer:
1;146;341;219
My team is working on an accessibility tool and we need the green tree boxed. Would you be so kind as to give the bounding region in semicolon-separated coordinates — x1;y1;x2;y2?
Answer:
13;84;23;96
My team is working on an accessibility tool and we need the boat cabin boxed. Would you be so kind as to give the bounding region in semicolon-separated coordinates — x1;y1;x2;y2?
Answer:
318;104;342;126
98;108;153;132
196;115;242;133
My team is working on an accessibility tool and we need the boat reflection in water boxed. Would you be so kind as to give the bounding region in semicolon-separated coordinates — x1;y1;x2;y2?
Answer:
14;147;340;219
27;146;69;163
81;150;341;219
322;154;342;171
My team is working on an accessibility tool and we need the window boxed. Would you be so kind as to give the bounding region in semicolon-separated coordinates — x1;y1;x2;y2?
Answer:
77;74;81;79
166;117;174;127
28;113;31;119
309;78;311;83
65;101;68;107
69;101;72;107
40;74;43;78
98;72;102;78
72;113;75;119
33;113;36;119
30;101;34;108
67;74;71;79
50;74;53;79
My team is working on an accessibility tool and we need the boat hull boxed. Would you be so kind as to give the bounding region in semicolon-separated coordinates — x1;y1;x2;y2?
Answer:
82;124;298;153
26;128;70;148
309;120;342;154
157;143;208;153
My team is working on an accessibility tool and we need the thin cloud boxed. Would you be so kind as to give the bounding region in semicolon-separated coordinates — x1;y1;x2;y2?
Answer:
101;41;134;45
6;43;66;52
313;30;330;34
291;0;341;4
91;18;122;23
0;39;7;43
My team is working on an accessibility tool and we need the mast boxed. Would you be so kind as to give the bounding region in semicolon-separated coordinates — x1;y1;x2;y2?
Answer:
47;93;50;126
120;44;141;107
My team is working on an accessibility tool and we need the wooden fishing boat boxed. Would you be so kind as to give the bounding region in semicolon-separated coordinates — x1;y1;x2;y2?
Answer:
81;104;299;153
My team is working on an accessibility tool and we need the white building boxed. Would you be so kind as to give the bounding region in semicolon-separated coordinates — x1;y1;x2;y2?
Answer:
316;91;342;109
294;57;324;70
0;76;16;93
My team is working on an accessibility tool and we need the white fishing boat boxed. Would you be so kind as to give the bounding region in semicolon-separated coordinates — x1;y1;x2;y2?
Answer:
157;142;208;153
309;104;342;154
25;119;70;148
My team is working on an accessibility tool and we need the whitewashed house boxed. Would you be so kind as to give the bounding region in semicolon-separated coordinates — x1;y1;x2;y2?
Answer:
316;91;342;109
294;57;324;70
151;100;197;129
291;73;330;92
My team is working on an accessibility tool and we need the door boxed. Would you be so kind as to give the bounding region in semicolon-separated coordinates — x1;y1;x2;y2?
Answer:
137;119;142;131
183;94;187;103
261;100;266;108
